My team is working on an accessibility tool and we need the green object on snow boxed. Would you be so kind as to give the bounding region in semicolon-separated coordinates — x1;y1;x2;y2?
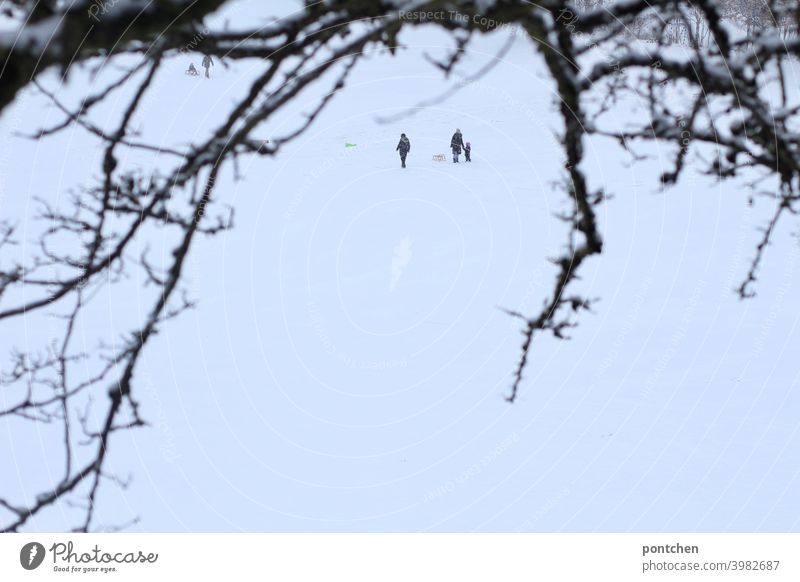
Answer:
345;142;357;148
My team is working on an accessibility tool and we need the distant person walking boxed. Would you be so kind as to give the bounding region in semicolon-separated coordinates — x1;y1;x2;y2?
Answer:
396;133;411;168
450;128;464;163
464;141;472;162
202;54;214;78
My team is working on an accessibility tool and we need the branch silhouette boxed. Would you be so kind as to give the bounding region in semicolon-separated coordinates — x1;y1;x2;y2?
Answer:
1;0;799;529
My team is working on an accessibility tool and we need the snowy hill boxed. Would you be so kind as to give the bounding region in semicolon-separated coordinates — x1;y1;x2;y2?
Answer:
1;10;799;533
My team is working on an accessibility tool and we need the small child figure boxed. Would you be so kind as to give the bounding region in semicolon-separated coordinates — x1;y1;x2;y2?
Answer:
464;141;472;162
186;63;199;76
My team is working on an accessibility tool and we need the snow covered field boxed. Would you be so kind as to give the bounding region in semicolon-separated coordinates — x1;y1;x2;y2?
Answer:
1;4;799;532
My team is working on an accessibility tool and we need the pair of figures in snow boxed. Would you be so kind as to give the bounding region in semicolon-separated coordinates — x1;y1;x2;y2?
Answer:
450;129;471;163
186;55;214;78
394;129;471;168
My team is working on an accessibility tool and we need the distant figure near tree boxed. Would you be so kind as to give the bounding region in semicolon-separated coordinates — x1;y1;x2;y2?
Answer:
202;54;213;78
396;133;411;168
450;128;464;163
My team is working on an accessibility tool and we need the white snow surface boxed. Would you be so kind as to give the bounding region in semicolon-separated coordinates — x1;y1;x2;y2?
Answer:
1;17;799;532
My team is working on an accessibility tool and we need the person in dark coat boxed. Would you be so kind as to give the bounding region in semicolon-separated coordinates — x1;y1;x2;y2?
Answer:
202;54;213;78
464;141;472;162
396;133;411;168
450;129;464;163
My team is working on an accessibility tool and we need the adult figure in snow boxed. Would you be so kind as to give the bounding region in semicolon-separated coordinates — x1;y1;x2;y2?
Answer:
396;133;411;168
202;54;214;78
450;128;464;163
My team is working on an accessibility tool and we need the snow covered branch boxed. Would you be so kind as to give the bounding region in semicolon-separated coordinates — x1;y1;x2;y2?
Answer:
2;0;800;530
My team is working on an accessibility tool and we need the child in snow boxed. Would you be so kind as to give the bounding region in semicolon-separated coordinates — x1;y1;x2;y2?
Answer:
464;141;471;162
186;63;199;76
202;54;213;78
396;133;411;168
450;128;464;163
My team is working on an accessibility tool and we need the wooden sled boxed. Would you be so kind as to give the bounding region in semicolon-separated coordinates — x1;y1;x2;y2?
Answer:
432;154;446;161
